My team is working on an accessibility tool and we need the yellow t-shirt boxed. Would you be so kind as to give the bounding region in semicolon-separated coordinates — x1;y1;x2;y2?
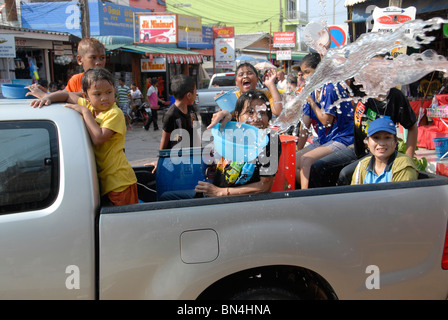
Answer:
235;89;274;107
78;98;137;195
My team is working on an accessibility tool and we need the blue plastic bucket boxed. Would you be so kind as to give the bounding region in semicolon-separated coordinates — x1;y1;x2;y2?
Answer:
1;84;30;99
433;137;448;159
214;89;238;113
156;147;206;200
211;121;269;163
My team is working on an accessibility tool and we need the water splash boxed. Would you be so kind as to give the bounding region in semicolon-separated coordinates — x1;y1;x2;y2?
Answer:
303;20;330;56
272;17;448;133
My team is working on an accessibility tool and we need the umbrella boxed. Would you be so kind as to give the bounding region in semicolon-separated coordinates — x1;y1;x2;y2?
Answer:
254;61;276;70
235;55;265;63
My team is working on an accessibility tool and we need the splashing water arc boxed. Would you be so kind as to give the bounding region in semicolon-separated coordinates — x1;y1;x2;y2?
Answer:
272;17;448;133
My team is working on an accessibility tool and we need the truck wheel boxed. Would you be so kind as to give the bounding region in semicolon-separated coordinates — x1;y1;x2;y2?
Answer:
230;287;301;300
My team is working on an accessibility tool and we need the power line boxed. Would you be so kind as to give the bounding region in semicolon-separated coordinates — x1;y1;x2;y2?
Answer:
168;4;279;26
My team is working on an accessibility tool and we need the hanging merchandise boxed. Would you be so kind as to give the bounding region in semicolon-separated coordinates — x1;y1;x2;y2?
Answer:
29;59;39;81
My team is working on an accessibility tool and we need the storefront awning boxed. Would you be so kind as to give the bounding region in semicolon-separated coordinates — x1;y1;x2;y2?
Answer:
241;48;307;61
105;43;204;63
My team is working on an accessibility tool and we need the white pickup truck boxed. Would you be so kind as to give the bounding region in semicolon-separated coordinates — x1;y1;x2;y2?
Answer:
1;99;448;300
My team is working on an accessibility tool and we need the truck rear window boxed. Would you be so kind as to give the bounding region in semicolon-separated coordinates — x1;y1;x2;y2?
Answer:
0;121;59;214
211;76;235;87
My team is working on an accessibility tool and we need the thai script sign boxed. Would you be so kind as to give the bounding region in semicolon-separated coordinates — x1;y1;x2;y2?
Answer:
273;32;296;48
139;14;177;44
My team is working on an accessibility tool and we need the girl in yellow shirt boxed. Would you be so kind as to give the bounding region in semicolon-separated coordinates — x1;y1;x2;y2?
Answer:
30;68;138;206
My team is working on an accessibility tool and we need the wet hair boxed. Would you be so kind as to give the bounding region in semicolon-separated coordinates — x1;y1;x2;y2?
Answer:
234;89;272;120
81;67;115;92
235;62;259;78
301;52;321;70
170;74;195;100
38;79;48;88
77;38;106;56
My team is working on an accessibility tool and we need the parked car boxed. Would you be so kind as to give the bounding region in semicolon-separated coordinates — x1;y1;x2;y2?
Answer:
1;99;448;300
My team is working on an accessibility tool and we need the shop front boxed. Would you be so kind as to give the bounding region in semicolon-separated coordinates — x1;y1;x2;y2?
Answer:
104;42;202;101
0;26;78;88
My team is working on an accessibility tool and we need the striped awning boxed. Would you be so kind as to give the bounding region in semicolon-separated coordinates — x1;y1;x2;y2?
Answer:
105;43;204;63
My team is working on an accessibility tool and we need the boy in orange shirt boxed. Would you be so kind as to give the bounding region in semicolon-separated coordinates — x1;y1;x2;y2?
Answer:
27;38;106;97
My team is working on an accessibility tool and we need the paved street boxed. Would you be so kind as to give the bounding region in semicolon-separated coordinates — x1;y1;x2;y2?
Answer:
125;120;162;167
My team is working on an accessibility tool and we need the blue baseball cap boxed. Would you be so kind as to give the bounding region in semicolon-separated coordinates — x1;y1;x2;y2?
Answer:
367;117;397;136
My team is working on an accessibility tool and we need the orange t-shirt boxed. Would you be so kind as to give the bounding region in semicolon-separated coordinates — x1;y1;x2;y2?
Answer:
66;73;84;92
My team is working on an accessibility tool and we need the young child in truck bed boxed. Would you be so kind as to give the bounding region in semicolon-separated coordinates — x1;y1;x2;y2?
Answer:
30;68;138;206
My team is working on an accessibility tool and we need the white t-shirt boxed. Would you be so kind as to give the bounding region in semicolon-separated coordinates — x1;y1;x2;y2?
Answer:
131;88;142;105
277;79;287;91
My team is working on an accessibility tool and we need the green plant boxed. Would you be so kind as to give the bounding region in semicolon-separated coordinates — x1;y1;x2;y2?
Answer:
398;138;428;171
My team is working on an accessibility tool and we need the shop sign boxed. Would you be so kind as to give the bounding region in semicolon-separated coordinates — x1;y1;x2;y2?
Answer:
273;32;296;48
215;61;234;69
276;50;292;60
177;15;202;47
202;26;213;47
213;27;234;38
141;57;166;72
139;14;177;44
0;35;16;58
372;6;416;34
21;0;152;38
372;6;416;58
214;38;235;62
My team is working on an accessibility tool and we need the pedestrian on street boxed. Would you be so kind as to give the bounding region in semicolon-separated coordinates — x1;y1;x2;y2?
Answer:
116;78;132;127
144;78;161;131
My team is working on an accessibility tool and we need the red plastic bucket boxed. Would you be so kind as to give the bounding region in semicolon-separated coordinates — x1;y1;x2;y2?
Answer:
271;135;297;192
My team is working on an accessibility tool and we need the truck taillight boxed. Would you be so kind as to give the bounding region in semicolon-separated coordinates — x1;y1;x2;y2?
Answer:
443;222;448;270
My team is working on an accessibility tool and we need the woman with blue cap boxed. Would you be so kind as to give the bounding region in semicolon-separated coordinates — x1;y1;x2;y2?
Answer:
351;117;418;185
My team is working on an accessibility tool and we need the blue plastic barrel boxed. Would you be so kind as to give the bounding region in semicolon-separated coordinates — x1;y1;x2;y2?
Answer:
156;147;206;200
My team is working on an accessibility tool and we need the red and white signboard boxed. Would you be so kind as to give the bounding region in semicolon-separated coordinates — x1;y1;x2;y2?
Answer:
273;32;296;48
141;57;166;72
372;6;416;34
212;26;234;38
139;15;177;44
276;50;292;60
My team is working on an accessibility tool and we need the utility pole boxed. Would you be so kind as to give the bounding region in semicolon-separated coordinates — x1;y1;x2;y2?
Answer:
80;0;90;38
279;0;283;32
389;0;402;7
333;0;335;24
269;22;272;61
